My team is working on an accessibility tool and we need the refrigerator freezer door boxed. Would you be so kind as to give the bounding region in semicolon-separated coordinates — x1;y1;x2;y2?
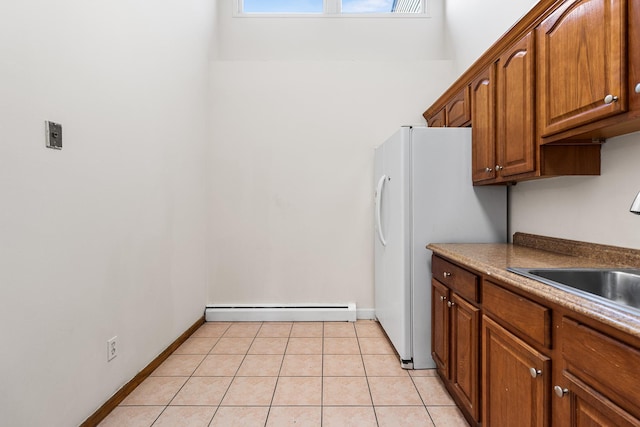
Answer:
374;126;506;370
374;128;413;363
410;127;506;369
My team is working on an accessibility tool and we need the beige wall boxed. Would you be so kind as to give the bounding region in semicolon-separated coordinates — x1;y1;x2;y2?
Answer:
208;59;453;311
0;1;214;425
511;133;640;249
206;0;454;312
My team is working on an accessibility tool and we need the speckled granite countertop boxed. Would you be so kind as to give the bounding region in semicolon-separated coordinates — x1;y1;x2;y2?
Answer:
427;233;640;339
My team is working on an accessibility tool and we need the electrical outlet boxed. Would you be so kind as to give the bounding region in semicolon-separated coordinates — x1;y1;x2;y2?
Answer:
107;336;118;361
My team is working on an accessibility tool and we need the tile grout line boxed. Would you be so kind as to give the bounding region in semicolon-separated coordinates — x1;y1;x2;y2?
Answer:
355;322;381;427
212;322;260;424
407;372;437;426
149;323;233;427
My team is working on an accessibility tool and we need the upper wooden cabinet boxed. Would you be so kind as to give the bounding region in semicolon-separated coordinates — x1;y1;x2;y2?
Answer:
472;32;539;184
537;0;627;138
422;0;640;184
425;86;471;128
471;67;497;183
497;32;536;178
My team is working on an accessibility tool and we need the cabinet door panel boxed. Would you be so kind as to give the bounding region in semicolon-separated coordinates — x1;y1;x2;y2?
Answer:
564;372;640;427
447;86;471;127
482;316;550;427
471;66;496;183
451;293;480;420
562;318;640;418
431;279;449;376
427;108;446;127
497;31;535;177
537;0;627;136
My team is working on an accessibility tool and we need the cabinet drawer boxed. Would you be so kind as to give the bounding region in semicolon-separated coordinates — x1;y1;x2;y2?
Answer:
563;318;640;419
482;280;551;348
432;256;478;302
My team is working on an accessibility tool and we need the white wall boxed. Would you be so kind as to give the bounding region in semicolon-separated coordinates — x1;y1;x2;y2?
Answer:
511;133;640;249
215;2;445;60
445;0;538;75
0;1;214;426
208;0;453;311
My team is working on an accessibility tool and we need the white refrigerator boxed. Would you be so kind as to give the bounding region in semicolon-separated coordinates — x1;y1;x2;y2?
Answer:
374;126;506;369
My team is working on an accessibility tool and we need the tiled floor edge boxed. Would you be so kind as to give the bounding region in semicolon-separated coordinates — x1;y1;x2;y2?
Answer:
79;315;205;427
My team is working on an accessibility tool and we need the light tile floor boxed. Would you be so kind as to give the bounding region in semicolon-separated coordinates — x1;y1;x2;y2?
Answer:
99;321;469;427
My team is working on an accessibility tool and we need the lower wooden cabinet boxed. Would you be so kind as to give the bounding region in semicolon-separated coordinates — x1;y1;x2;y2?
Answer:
431;279;449;374
450;293;480;419
431;254;640;427
431;277;480;425
482;316;550;427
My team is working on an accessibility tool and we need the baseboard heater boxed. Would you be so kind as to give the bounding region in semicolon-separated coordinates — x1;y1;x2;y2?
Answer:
205;303;357;322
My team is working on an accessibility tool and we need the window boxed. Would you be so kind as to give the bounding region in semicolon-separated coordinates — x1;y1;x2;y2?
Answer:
239;0;426;15
243;0;323;13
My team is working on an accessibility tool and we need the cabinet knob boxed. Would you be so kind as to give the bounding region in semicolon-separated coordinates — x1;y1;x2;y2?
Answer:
440;295;447;302
443;272;452;278
554;385;568;398
604;94;619;104
529;367;542;378
495;165;504;171
635;83;640;94
447;301;455;308
485;167;493;173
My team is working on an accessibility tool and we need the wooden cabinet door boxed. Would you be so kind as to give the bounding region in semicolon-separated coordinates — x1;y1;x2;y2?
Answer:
482;316;550;427
537;0;627;137
450;293;480;421
471;66;496;183
563;372;640;427
427;108;446;127
431;279;449;377
447;86;471;127
496;31;536;178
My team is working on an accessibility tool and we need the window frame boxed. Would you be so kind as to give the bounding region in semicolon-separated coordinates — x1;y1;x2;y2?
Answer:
234;0;430;18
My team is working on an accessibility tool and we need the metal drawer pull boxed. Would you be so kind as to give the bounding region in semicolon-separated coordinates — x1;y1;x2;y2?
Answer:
443;272;452;278
529;368;542;378
604;94;619;104
554;386;568;398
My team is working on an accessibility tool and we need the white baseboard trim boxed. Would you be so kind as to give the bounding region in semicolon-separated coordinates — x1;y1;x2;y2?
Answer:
205;303;357;322
356;308;376;320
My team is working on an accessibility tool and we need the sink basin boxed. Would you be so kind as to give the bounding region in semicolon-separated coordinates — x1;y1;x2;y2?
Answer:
507;267;640;312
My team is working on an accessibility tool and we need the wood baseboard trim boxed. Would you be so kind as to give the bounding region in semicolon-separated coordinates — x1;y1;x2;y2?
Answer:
80;315;205;427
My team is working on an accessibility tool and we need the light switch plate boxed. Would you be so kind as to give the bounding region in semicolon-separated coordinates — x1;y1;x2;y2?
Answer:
45;121;62;149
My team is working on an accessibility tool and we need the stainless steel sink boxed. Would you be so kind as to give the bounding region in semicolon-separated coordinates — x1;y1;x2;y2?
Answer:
507;267;640;312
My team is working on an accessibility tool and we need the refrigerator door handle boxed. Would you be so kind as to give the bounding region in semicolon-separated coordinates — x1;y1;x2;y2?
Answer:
375;174;387;247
